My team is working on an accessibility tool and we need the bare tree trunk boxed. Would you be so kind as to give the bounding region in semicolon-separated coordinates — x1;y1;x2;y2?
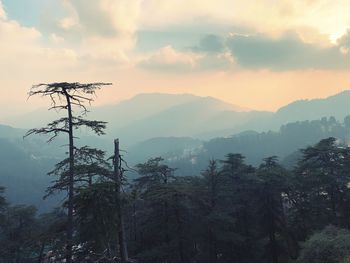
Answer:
133;202;137;244
88;173;92;187
114;139;128;263
279;196;298;260
175;195;185;263
268;195;278;263
37;242;45;263
65;91;74;263
209;164;217;263
164;200;170;244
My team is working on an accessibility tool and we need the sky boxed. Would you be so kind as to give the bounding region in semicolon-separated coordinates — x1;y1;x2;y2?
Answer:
1;0;350;119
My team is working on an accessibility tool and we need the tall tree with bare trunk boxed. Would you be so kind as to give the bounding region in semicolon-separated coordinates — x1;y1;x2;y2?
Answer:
114;139;129;263
25;82;111;263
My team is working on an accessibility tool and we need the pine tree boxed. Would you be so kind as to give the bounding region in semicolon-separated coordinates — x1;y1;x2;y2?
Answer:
192;160;223;263
290;138;350;239
256;156;292;263
25;82;110;262
219;154;258;262
133;158;196;262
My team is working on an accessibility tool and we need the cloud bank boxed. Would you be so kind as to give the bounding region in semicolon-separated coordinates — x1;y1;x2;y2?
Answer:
2;0;350;116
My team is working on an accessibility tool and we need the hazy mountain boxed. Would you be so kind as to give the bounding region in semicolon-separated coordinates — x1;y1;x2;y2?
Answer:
91;93;224;129
0;137;59;211
115;89;350;142
5;91;350;142
0;123;66;211
4;93;258;145
127;137;202;164
274;90;350;127
210;117;350;166
4;93;246;129
161;116;350;175
194;110;273;138
201;90;350;134
110;96;265;145
0;124;26;138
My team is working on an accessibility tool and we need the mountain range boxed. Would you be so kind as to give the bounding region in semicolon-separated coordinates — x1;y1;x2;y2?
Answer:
2;90;350;209
4;90;350;145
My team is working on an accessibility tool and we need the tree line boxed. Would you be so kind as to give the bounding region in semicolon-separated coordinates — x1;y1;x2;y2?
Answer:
2;83;350;262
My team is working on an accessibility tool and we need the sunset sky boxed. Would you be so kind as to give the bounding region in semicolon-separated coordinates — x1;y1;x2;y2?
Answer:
1;0;350;119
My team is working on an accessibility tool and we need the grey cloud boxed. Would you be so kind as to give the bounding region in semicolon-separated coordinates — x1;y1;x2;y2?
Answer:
337;29;350;47
139;24;350;72
135;22;250;53
192;34;225;53
68;0;118;37
138;31;234;73
139;53;234;73
139;59;194;73
139;44;234;73
226;31;350;70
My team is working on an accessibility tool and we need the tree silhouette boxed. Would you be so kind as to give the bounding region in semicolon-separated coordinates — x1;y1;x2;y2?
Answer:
45;146;111;197
25;82;111;262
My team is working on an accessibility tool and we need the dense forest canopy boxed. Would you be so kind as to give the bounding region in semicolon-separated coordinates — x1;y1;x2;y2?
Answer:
2;130;350;262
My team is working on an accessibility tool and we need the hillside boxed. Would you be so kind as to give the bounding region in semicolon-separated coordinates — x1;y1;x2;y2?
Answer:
274;90;350;127
0;137;59;211
5;91;350;147
4;93;264;145
128;116;350;175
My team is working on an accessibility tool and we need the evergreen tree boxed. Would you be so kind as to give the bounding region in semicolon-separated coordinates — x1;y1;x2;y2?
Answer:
194;160;222;263
25;82;110;262
290;137;350;239
191;159;252;263
73;182;119;261
219;154;259;262
297;225;350;263
133;158;196;263
256;156;294;263
36;209;67;263
45;146;111;197
0;205;38;262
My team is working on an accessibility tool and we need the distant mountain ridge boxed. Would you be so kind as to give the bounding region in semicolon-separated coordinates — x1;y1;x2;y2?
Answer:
109;95;267;144
3;90;350;146
3;93;261;145
275;90;350;124
3;93;249;128
0;124;25;138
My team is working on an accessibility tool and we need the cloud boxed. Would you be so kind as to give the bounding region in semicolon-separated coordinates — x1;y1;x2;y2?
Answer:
59;0;141;38
198;52;234;71
36;0;143;66
0;1;6;19
226;31;350;70
139;45;199;72
0;3;82;115
0;5;78;68
135;21;241;55
7;0;349;72
139;29;350;72
31;0;348;51
192;34;225;53
137;0;345;43
49;33;65;45
139;45;235;72
337;29;350;48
